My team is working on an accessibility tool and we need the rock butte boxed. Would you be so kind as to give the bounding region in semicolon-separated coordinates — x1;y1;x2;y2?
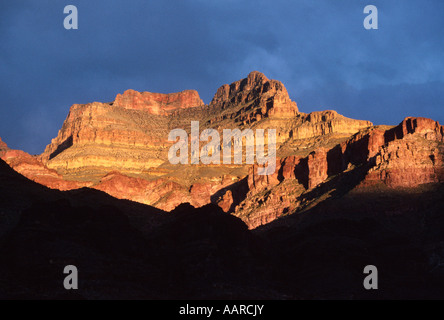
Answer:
1;71;443;229
114;89;204;115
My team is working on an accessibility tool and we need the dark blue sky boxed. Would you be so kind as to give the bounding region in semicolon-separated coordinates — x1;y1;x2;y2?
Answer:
1;0;443;154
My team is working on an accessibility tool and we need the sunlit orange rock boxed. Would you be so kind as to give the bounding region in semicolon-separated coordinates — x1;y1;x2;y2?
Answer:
0;145;89;191
3;73;443;231
93;171;188;211
114;89;204;115
209;71;299;122
0;137;7;151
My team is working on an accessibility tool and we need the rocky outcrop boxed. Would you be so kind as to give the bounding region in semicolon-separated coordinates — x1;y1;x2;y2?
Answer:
209;71;299;124
297;117;444;190
38;71;370;186
93;172;188;211
39;100;172;180
247;159;281;192
291;110;373;141
0;143;89;191
216;190;234;212
34;71;368;212
234;157;304;229
385;117;444;142
365;118;444;188
0;137;7;151
307;149;329;189
114;89;204;115
233;117;444;229
3;73;442;227
92;171;243;212
39;89;204;179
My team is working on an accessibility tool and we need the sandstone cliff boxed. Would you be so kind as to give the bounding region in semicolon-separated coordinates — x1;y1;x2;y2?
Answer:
0;140;88;191
209;71;299;122
234;117;444;228
1;72;442;230
114;89;204;115
32;71;371;212
0;137;7;151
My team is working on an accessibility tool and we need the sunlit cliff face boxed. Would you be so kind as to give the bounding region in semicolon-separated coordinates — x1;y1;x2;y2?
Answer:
1;72;443;229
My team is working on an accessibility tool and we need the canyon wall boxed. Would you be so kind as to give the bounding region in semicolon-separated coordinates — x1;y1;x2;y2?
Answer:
1;72;442;229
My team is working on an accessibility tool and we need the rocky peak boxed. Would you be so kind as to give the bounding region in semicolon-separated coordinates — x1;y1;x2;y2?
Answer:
6;72;442;231
113;89;204;115
383;117;444;143
0;137;8;151
401;117;443;140
242;70;270;89
209;71;298;121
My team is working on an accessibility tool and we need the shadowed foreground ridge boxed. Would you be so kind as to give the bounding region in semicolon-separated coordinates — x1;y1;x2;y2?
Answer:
1;72;444;299
1;159;444;299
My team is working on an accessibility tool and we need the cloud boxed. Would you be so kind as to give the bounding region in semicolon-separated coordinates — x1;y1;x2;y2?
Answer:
0;0;443;154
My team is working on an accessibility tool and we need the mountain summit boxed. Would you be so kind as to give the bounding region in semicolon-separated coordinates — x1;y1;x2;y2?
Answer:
210;71;298;119
1;72;443;228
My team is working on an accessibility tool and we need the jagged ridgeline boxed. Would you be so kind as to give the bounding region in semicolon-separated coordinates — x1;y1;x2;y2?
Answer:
1;72;443;228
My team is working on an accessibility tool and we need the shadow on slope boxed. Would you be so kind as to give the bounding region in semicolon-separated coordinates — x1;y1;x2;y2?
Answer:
256;183;444;299
0;159;275;299
2;158;444;299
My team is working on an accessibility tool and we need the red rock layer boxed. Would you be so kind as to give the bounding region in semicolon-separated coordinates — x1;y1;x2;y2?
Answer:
93;170;241;212
302;118;444;189
39;101;169;164
209;71;299;124
216;190;234;212
299;117;444;189
39;71;370;188
365;118;444;187
234;157;305;228
234;117;444;228
114;89;204;115
93;172;188;211
3;73;442;229
291;110;373;141
0;137;7;150
0;144;89;191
